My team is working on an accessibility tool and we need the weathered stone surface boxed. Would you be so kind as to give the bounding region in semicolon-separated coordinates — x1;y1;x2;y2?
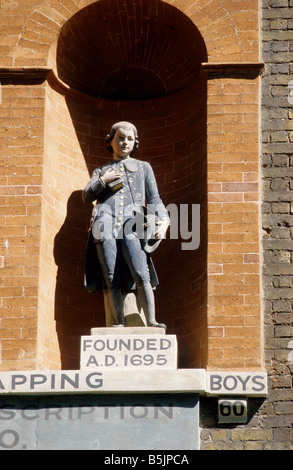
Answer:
80;333;178;370
0;394;200;450
0;369;206;395
91;327;165;335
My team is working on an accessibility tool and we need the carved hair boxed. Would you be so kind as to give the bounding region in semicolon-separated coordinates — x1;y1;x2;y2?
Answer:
106;121;139;155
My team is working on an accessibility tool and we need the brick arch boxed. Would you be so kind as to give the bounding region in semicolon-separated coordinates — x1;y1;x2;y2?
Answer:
11;0;250;68
55;0;207;99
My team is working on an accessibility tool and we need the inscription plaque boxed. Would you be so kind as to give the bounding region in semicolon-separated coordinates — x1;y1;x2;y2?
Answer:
0;394;199;450
80;334;178;370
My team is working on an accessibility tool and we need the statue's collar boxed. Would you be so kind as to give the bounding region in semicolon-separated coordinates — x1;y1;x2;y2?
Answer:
111;157;138;172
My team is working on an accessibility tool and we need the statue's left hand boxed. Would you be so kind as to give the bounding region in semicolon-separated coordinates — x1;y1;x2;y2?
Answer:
155;218;170;239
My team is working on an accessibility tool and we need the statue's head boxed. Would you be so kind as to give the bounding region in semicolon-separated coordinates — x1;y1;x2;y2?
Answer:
106;121;139;157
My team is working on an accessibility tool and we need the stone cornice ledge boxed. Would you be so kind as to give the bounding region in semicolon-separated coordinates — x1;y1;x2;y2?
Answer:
202;62;264;79
0;67;50;80
0;62;264;97
0;369;267;397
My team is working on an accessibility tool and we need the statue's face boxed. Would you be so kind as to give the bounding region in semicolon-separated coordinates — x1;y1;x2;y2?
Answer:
111;127;135;159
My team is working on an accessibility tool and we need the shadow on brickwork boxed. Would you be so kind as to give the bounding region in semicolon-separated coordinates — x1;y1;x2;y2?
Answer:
200;396;266;428
54;190;105;369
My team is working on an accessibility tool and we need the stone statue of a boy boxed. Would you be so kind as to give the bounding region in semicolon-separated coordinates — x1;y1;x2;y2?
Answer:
82;121;169;329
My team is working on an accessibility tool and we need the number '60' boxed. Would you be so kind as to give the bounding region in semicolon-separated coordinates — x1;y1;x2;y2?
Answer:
219;400;245;417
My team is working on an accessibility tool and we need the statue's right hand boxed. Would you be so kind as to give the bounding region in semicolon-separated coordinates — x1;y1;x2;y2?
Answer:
101;168;122;184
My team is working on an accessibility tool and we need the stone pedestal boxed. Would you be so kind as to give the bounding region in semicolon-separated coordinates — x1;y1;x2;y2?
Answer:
78;326;199;449
0;346;267;450
80;327;178;370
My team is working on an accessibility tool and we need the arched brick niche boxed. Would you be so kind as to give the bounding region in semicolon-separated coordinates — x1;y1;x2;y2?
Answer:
56;0;206;99
37;0;208;369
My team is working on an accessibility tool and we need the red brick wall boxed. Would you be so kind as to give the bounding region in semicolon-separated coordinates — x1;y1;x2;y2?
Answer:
207;78;262;369
0;80;45;370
